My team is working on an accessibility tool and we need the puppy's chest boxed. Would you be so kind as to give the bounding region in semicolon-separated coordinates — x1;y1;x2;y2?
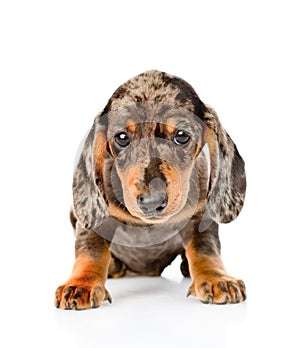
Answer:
109;223;184;276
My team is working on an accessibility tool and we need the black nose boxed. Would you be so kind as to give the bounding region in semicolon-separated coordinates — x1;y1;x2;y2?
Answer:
137;192;167;214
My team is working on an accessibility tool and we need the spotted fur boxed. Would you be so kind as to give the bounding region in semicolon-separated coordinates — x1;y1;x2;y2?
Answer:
55;70;247;309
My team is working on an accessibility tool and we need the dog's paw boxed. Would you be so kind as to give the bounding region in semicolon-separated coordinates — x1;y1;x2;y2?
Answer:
55;281;112;310
187;274;246;304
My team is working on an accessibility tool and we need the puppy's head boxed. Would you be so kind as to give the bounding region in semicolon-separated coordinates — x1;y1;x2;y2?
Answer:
74;70;246;230
102;102;205;224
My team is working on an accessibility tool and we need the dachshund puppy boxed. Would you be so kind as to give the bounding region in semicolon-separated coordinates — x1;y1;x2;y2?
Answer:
55;70;246;310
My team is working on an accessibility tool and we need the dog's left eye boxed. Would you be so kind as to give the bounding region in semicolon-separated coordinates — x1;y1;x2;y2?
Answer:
114;132;130;147
174;130;190;145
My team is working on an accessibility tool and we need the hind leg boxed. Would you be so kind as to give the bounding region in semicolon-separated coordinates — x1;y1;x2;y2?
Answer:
180;251;190;277
108;255;127;278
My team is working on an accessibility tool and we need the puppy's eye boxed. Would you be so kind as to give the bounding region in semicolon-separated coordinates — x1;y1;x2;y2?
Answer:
114;132;130;147
174;130;190;145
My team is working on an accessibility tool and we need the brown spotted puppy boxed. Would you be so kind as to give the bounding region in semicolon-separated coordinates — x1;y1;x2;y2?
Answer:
55;70;246;310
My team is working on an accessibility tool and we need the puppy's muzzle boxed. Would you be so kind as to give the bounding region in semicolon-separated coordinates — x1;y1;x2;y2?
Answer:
136;176;168;216
137;192;168;215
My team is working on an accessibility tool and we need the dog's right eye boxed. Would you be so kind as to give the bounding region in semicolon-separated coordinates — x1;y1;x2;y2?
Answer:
114;132;130;147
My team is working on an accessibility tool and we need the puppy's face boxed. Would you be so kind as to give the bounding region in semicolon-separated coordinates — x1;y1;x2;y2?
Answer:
104;102;204;224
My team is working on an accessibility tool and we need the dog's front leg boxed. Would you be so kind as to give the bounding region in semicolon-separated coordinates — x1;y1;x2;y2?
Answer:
185;221;246;304
55;224;112;310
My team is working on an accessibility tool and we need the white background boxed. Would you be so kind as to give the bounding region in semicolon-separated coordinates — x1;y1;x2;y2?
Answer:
0;1;299;347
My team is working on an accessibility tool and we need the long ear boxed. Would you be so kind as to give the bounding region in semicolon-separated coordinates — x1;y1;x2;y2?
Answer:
72;115;109;229
203;106;246;223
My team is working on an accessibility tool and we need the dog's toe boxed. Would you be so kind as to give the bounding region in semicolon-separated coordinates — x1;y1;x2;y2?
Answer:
55;282;111;310
187;275;246;305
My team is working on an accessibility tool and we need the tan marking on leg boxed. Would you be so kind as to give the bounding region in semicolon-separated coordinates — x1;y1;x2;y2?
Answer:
185;240;246;304
55;243;112;310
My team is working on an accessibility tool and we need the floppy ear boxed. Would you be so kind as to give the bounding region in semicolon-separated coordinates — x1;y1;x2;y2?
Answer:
72;115;109;229
203;106;246;223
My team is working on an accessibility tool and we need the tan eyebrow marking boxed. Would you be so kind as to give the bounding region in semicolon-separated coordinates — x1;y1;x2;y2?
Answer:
127;120;136;133
164;119;176;135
